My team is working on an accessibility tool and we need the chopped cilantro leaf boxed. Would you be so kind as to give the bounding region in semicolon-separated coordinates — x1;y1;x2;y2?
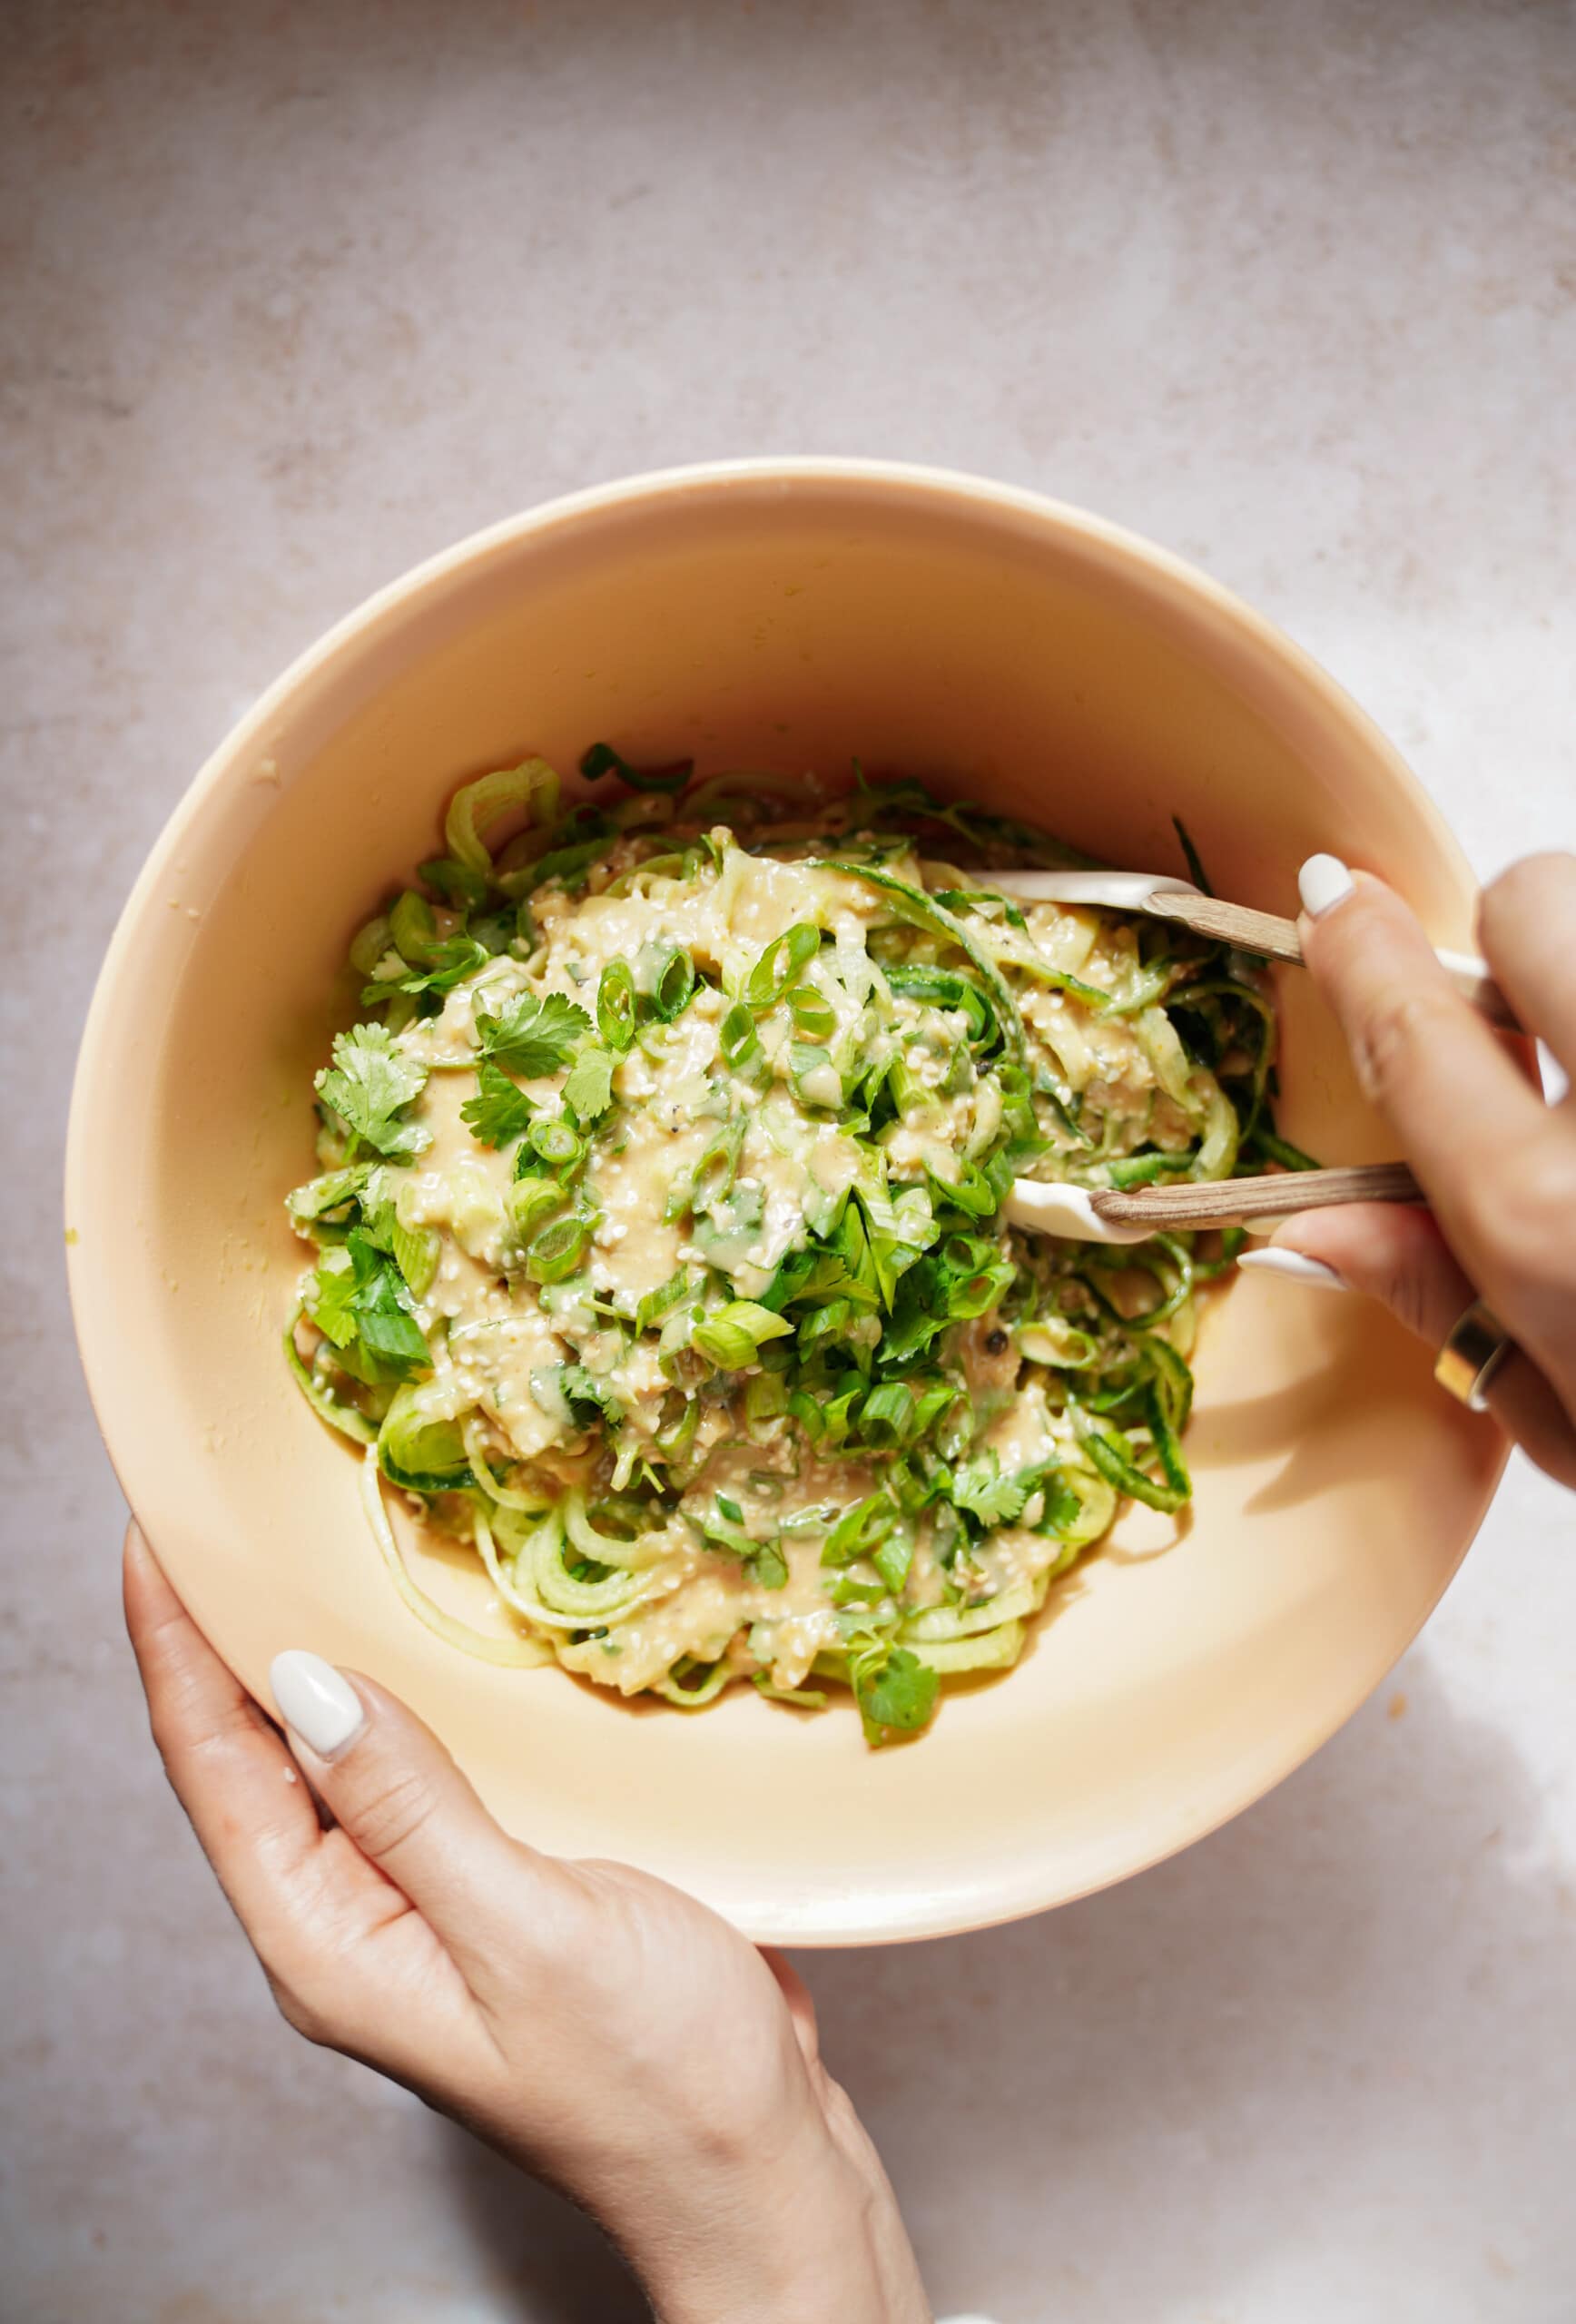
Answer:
557;1364;624;1426
747;1541;790;1590
315;1025;430;1159
460;1059;536;1148
345;1229;430;1372
308;1231;430;1382
307;1253;360;1347
363;932;488;1004
1035;1473;1085;1536
948;1449;1029;1527
475;990;591;1078
853;1645;938;1739
563;1045;616;1124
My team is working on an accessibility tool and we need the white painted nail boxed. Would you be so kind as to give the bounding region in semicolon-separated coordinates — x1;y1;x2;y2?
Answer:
270;1649;365;1760
1298;853;1356;918
1237;1249;1349;1293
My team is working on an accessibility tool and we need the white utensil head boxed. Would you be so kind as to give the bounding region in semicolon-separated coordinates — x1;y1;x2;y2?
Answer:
979;869;1199;909
1001;1180;1153;1245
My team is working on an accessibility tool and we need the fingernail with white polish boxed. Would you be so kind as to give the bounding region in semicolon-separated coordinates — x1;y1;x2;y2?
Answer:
1298;853;1356;919
270;1650;365;1760
1237;1249;1350;1293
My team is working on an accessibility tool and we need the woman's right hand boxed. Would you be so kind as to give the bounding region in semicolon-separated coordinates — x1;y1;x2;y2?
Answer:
1243;852;1576;1489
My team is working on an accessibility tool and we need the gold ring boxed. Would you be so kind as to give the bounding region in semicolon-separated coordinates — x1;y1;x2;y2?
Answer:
1434;1299;1513;1413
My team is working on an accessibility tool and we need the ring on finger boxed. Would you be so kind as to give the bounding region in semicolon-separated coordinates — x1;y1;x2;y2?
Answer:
1434;1298;1515;1413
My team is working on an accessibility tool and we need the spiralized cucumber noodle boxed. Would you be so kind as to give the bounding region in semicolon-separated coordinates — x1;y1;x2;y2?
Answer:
284;749;1297;1744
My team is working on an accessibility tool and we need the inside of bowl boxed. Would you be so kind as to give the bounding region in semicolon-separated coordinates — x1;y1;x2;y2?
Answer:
71;470;1501;1941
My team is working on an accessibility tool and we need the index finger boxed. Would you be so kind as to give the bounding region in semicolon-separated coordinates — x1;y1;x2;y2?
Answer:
1296;857;1545;1287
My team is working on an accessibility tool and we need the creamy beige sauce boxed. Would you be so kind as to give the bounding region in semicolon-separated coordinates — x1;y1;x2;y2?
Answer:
300;825;1221;1694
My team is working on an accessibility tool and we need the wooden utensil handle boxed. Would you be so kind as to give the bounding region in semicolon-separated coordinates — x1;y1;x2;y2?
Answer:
1147;891;1305;964
1146;891;1520;1031
1092;1161;1424;1228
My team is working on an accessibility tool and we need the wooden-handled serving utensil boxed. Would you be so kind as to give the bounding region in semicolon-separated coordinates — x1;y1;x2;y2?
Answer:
982;871;1517;1030
1005;1161;1423;1245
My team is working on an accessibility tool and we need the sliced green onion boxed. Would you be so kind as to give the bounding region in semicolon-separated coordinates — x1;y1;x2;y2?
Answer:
445;758;560;874
720;1000;763;1074
745;1371;790;1426
596;958;637;1051
285;1164;375;1230
746;922;820;1011
691;1118;744;1213
639;940;697;1022
786;985;837;1040
378;1384;474;1492
692;1300;794;1370
527;1214;591;1283
925;1158;1000;1219
389;889;440;966
348;914;393;977
529;1118;585;1168
856;1383;915;1449
637;1266;696;1332
509;1177;566;1237
789;1042;840;1107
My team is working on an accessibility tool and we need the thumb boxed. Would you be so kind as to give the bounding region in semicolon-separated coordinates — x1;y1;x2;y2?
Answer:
269;1650;559;1980
1243;1205;1576;1487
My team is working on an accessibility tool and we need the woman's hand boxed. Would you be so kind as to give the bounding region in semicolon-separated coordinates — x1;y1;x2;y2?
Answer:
1241;852;1576;1488
123;1526;930;2324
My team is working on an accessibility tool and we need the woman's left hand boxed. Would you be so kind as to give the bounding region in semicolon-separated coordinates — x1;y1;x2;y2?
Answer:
123;1523;929;2324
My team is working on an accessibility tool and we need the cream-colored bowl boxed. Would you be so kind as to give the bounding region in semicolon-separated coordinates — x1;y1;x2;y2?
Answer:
67;460;1504;1945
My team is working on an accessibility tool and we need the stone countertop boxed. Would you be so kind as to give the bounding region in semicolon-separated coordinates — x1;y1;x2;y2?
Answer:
4;3;1574;2318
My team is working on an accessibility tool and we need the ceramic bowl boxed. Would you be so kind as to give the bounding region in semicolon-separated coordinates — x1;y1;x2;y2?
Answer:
66;460;1504;1944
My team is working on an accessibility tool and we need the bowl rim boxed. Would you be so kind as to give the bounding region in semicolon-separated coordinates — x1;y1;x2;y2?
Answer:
66;458;1506;1941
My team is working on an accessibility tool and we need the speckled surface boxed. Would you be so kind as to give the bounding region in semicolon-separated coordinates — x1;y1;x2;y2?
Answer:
5;3;1576;2319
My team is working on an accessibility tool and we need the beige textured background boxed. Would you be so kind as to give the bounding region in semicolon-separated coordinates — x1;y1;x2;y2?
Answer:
5;3;1576;2319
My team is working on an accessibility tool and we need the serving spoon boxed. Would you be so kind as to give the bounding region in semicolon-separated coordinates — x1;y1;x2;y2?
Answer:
1004;1161;1423;1246
981;870;1517;1030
